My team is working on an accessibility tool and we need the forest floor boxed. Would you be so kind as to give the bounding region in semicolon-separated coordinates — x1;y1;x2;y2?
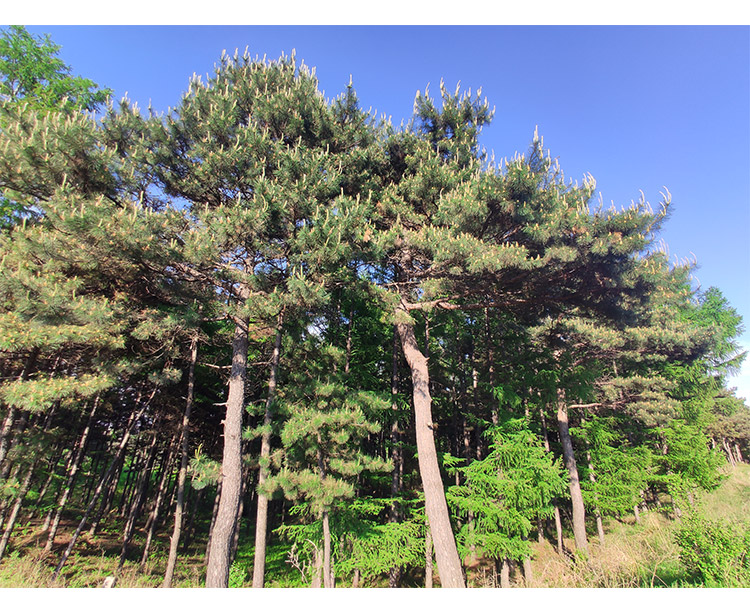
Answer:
1;462;748;588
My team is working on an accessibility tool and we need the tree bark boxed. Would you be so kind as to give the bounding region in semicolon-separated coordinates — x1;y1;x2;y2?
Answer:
322;509;333;588
556;389;589;558
499;558;510;588
388;327;402;588
425;521;434;588
0;461;35;562
252;314;283;588
205;320;248;587
396;305;465;588
52;396;151;581
163;333;198;588
0;350;38;469
539;404;564;555
117;421;161;572
139;433;178;569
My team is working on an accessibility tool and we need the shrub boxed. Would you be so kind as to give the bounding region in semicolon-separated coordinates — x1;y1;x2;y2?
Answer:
674;512;750;587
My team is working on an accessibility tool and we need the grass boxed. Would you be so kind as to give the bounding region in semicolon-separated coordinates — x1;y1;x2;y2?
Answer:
1;464;749;588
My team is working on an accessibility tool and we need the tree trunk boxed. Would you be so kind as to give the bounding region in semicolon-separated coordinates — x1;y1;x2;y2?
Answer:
0;461;35;562
539;404;564;555
322;509;333;588
522;552;533;587
0;350;38;469
556;389;588;558
396;305;465;588
163;333;198;588
52;396;151;581
586;448;605;545
500;558;510;588
205;478;222;564
723;438;736;466
117;422;161;572
205;320;248;587
252;314;283;588
388;327;402;588
139;433;178;569
425;521;434;588
311;546;323;588
734;443;744;463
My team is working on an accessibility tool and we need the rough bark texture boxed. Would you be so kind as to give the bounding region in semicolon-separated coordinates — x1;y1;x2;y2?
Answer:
556;389;589;558
163;334;198;588
252;316;283;588
396;309;465;588
205;321;248;587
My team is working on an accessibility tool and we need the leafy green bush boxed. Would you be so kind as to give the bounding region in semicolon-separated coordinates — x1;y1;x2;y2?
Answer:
228;561;247;588
674;512;750;586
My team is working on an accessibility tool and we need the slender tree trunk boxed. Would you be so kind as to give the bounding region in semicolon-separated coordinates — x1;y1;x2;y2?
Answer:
539;404;564;555
484;308;499;427
633;504;641;524
311;546;323;588
206;320;248;587
396;304;465;588
118;423;161;572
522;554;534;587
586;448;605;545
52;396;151;581
88;447;125;537
322;509;332;588
388;327;402;588
163;334;198;588
252;314;283;588
139;433;178;569
0;350;38;469
723;438;736;466
556;389;589;558
0;462;35;562
344;307;353;374
500;558;510;588
734;443;744;463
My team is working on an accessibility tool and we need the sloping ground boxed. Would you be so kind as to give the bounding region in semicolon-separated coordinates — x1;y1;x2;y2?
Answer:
526;463;750;588
1;464;748;588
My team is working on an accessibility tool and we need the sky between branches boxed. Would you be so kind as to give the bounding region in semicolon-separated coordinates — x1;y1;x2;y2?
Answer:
12;24;750;400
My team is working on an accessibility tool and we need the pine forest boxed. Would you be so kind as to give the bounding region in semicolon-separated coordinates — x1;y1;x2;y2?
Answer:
1;25;749;589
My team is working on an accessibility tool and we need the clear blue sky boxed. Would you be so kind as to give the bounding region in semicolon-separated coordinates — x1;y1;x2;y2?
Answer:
15;25;750;398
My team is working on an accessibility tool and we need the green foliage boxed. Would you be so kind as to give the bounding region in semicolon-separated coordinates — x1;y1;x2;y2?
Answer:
675;511;750;587
576;416;653;518
448;418;567;561
659;419;724;499
0;25;110;113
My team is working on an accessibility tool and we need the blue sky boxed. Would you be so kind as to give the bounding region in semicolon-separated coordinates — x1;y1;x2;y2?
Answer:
13;24;750;398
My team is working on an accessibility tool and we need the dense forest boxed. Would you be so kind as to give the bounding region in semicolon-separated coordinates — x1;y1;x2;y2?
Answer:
1;26;749;589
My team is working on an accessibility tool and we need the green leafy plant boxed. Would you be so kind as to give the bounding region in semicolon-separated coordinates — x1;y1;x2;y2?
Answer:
674;511;750;586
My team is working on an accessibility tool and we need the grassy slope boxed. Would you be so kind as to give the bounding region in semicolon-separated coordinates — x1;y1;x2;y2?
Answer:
1;463;748;588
